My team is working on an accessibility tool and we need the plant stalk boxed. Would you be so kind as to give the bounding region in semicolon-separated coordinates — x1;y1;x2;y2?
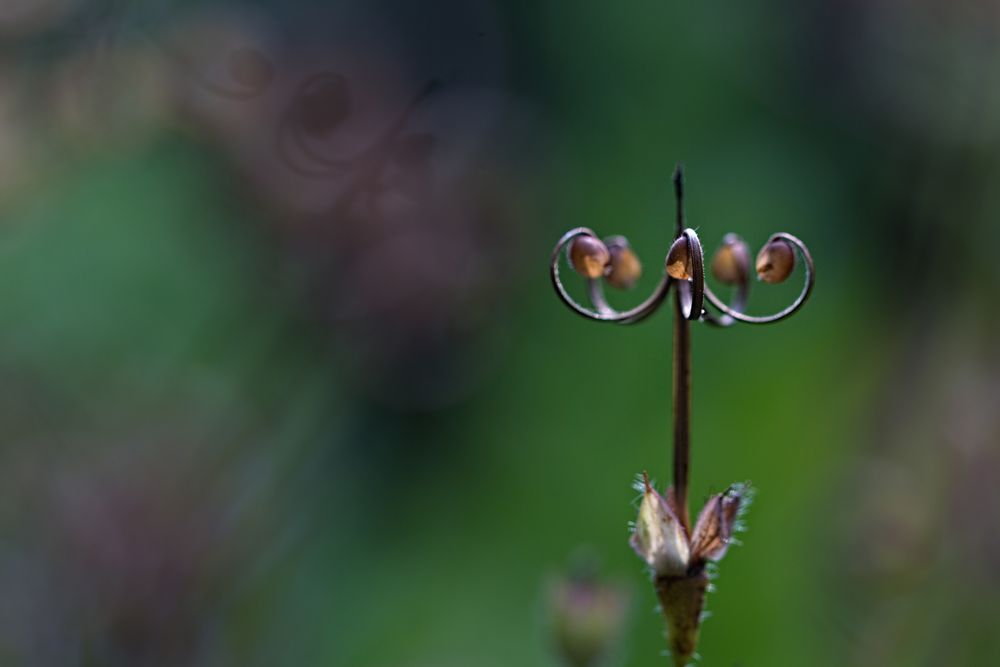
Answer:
672;291;691;533
671;166;691;533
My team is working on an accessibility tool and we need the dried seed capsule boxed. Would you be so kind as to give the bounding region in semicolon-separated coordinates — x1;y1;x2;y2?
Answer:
568;235;611;279
665;236;693;280
689;483;747;564
755;238;796;283
604;236;642;289
710;233;750;285
630;473;690;577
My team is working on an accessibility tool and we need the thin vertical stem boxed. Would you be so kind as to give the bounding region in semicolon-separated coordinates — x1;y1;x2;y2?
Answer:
673;164;685;238
671;166;691;533
672;295;691;532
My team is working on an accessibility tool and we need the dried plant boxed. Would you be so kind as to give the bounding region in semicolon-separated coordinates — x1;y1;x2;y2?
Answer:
548;554;630;667
548;166;815;665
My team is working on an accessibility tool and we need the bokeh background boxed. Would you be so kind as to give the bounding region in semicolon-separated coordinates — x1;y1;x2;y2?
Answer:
0;1;998;665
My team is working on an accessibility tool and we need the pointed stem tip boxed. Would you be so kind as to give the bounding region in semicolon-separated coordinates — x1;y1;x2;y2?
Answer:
673;164;685;236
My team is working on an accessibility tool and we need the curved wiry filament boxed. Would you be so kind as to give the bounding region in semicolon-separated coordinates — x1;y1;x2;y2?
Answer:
549;227;673;324
675;228;704;321
549;227;814;327
703;232;814;325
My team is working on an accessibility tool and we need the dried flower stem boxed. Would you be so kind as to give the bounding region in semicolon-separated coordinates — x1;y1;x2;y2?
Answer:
671;167;691;532
548;163;816;665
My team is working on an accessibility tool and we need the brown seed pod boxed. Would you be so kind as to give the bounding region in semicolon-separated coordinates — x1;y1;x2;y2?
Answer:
604;236;642;289
710;233;750;286
569;235;611;279
665;236;693;280
755;238;796;283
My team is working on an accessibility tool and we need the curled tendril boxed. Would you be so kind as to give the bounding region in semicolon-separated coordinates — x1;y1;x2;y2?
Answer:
550;227;672;325
675;228;704;321
703;232;814;325
548;180;815;327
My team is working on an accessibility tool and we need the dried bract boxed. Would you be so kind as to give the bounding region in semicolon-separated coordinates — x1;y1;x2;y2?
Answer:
633;481;749;667
689;484;747;563
630;473;690;576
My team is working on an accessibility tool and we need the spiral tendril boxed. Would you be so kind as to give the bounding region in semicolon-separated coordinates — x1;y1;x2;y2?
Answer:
548;186;814;327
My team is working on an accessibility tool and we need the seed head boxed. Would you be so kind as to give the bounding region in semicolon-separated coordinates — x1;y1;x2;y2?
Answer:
755;238;796;283
665;236;693;281
568;235;611;279
604;236;642;289
710;233;751;285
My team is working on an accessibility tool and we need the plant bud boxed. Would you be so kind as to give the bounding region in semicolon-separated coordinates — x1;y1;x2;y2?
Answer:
548;564;628;667
630;473;690;577
710;233;750;285
689;483;747;563
755;238;795;283
665;236;693;281
604;236;642;289
568;235;611;279
633;478;753;667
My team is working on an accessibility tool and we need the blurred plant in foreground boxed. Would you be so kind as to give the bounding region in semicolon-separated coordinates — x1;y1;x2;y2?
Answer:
792;0;1000;662
0;1;530;414
166;4;529;413
548;554;629;667
0;431;284;666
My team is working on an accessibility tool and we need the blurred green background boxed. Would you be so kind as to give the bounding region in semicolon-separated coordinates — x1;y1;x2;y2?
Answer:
0;0;997;665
